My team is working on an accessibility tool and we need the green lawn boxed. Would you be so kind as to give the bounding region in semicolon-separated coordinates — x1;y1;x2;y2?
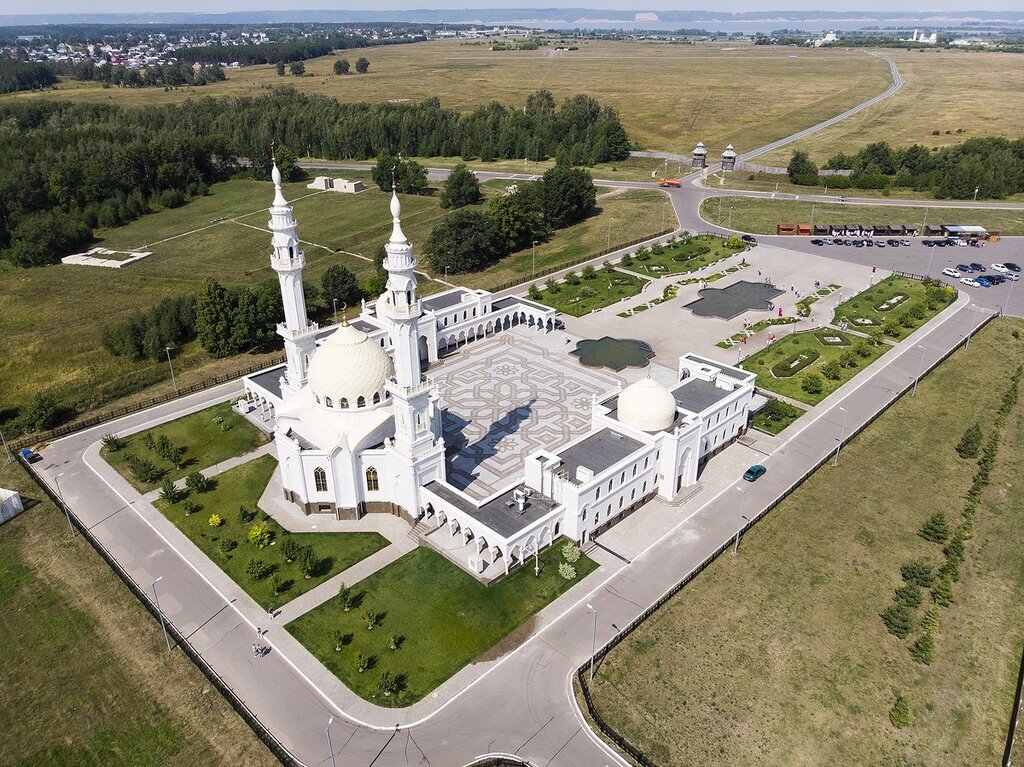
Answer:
741;328;890;405
624;234;746;278
287;543;598;706
533;268;648;317
832;275;957;340
698;196;1024;236
153;455;388;609
588;317;1024;767
0;463;275;767
750;400;806;435
101;401;269;492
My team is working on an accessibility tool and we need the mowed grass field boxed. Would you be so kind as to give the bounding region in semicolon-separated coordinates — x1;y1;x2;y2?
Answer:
0;174;665;421
700;196;1024;235
588;318;1024;767
6;39;892;155
758;47;1024;166
0;461;275;767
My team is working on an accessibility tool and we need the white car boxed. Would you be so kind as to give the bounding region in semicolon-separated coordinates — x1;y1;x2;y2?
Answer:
943;268;962;278
1007;273;1020;281
992;263;1010;273
960;277;981;287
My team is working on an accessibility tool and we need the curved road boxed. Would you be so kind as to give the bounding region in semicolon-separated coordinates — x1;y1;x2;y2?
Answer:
36;53;1018;767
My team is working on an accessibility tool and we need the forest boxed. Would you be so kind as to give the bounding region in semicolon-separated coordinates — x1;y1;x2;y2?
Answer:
0;88;630;267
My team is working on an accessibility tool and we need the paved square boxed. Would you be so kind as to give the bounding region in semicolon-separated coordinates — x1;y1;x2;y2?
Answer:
432;331;621;499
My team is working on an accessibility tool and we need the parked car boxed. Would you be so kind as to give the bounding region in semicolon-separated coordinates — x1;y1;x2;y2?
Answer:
743;465;767;482
976;276;993;287
853;240;864;247
1005;262;1021;272
865;239;874;247
987;274;1006;284
970;262;985;272
836;196;849;202
20;448;40;463
875;240;886;248
956;264;973;272
942;267;961;278
741;234;758;244
887;239;900;247
922;239;934;247
811;238;823;245
1007;273;1020;281
992;263;1010;273
900;239;911;246
935;240;947;247
969;240;985;248
960;277;980;287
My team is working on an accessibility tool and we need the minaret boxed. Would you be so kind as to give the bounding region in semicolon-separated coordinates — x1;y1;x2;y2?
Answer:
380;191;441;452
268;162;318;397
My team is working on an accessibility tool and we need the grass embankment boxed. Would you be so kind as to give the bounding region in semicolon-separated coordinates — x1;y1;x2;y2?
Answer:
699;196;1024;235
589;318;1024;767
0;461;276;767
7;39;890;155
750;400;806;435
101;401;268;492
153;455;388;608
287;544;598;706
741;328;890;405
532;267;647;317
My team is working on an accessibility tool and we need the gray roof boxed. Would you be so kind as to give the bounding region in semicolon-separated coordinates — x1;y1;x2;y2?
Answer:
423;290;469;311
672;378;732;413
247;365;286;400
315;318;381;342
557;428;643;482
424;481;560;538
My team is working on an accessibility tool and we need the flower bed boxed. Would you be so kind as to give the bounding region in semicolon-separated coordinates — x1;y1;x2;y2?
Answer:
771;349;821;377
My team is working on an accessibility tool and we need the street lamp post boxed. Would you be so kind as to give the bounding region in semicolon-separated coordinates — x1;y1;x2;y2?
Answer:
1003;276;1016;317
0;427;11;463
973;186;980;201
662;199;667;231
833;406;849;466
326;716;337;767
332;298;338;324
912;343;927;396
732;487;747;555
586;603;598;681
165;347;178;394
606;218;613;251
810;203;815;232
53;472;74;537
532;240;538;279
444;265;449;284
151;576;172;653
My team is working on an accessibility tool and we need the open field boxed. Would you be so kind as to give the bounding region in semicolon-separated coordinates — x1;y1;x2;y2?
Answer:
153;455;388;609
757;48;1024;166
0;460;276;767
287;543;598;706
589;317;1024;767
1;175;664;425
5;40;892;155
700;196;1024;235
101;401;268;492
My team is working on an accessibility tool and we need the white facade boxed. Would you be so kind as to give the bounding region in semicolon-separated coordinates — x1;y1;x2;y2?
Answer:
307;176;366;193
0;487;24;525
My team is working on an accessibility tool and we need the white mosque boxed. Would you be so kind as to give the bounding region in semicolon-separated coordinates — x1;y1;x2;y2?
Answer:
243;165;756;578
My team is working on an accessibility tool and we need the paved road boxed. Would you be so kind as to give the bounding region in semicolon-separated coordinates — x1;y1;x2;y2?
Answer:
35;55;1010;767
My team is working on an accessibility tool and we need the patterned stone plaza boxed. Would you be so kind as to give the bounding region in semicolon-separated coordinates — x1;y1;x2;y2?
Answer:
432;331;623;498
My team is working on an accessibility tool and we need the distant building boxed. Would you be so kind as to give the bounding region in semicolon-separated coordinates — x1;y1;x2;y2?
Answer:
721;144;738;172
307;177;366;194
0;488;24;525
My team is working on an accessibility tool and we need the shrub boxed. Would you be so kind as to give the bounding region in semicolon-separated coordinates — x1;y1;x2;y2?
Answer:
218;538;237;554
558;562;577;580
564;271;580;286
126;454;162;483
101;433;126;451
298;546;318;579
208;513;223;527
281;537;301;562
561;542;582;563
356;653;366;672
182;500;200;516
955;422;981;459
921;606;940;632
581;265;597;280
919;511;950;543
527;284;542;300
880;604;914;638
334;631;346;651
185;471;210;494
889;694;913;728
621;253;634;267
820;360;842;381
389;634;402;651
159;478;181;504
363;608;377;630
237;504;255;524
931;576;954;606
854;342;873;358
909;632;936;664
244;559;273;580
901;558;934;587
377;671;400;697
881;319;901;338
545;277;560;294
142;433;156;451
248;522;272;549
578;286;597;299
838;349;858;368
602;260;614;273
801;371;825;395
894;583;922;609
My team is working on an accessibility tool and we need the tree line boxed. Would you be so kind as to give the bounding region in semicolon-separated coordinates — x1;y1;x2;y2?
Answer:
53;59;227;88
786;135;1024;199
0;60;57;93
0;88;629;267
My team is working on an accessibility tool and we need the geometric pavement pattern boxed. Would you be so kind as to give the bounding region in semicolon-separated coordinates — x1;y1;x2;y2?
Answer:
431;333;621;499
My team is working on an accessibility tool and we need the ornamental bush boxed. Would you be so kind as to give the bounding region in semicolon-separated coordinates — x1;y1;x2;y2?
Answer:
208;513;223;527
820;359;842;381
558;562;577;580
281;537;301;562
244;558;273;580
801;371;825;395
186;471;210;494
218;538;237;554
247;522;272;549
561;542;582;563
237;504;255;524
159;478;181;504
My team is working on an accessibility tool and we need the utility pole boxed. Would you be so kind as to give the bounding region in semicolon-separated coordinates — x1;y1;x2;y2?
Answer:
532;241;538;279
165;347;178;394
833;406;848;465
912;344;927;396
53;472;74;538
152;576;172;653
732;486;747;555
586;603;598;681
0;428;11;463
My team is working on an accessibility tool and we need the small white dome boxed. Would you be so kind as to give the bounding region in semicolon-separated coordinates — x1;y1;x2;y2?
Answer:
307;323;392;409
617;376;677;433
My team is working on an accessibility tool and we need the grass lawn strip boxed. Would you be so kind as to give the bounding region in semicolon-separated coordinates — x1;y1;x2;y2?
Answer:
535;268;647;317
588;317;1024;767
750;400;805;435
287;544;598;706
153;455;388;609
101;400;269;492
624;234;747;278
831;275;956;339
0;461;276;767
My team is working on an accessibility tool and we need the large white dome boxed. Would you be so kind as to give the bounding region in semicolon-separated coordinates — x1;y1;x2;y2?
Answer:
306;323;392;409
617;376;677;433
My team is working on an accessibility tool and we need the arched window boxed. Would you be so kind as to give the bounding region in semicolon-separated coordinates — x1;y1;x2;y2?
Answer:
324;396;333;408
372;392;381;404
365;467;379;491
357;396;366;408
314;467;328;492
339;398;349;409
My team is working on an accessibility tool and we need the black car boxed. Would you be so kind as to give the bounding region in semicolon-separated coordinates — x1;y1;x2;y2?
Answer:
887;239;900;246
935;240;947;247
811;238;823;245
1006;263;1021;272
970;262;985;272
741;234;757;244
956;264;973;272
988;274;1006;284
923;240;934;247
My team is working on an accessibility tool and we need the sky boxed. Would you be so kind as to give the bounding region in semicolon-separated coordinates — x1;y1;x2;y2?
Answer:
1;1;1019;16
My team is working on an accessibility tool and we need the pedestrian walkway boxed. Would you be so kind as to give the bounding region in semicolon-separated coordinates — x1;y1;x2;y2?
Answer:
142;442;276;501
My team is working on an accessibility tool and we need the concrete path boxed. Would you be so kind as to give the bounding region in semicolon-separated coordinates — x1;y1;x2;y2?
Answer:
141;442;276;501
